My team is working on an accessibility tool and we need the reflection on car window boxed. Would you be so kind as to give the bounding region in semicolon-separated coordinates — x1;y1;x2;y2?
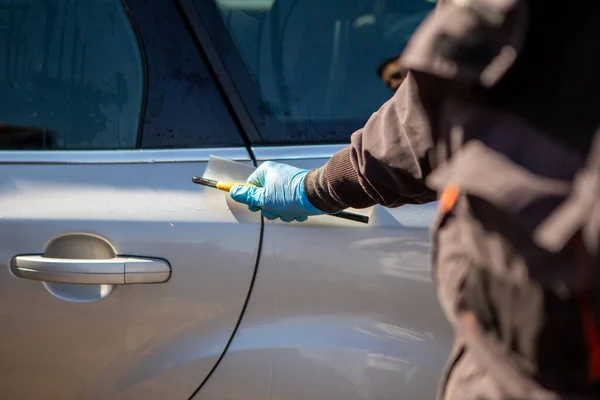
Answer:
126;0;245;149
0;0;143;150
196;0;434;144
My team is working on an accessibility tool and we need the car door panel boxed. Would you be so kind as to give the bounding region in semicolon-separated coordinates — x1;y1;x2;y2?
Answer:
0;149;260;399
179;0;452;398
195;150;452;400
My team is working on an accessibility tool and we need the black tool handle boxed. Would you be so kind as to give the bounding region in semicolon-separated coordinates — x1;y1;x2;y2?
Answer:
330;211;369;224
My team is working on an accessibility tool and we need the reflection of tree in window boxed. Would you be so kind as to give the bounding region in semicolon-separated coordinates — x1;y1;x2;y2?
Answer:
0;0;143;149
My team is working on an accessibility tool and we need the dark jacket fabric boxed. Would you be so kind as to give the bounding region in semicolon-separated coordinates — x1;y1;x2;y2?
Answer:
303;1;600;398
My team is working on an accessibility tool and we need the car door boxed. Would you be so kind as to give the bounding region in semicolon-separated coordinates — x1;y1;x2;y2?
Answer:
183;1;453;399
0;1;260;399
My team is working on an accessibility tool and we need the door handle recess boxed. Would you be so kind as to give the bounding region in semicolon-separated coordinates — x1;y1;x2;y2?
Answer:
10;255;171;285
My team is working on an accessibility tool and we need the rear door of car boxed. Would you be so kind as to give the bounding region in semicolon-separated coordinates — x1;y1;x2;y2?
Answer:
184;1;453;399
0;1;260;399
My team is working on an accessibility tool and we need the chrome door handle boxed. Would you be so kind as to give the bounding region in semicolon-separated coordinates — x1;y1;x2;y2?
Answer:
10;255;171;284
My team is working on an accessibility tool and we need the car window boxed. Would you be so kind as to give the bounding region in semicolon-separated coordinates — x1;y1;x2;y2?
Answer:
0;0;144;150
0;0;245;151
193;0;435;145
128;0;244;149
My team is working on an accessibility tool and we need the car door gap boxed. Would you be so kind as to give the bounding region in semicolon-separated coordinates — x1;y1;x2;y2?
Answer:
187;215;265;399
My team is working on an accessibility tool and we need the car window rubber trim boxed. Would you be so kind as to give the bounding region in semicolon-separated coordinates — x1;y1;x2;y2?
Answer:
121;0;149;149
176;0;263;152
187;216;264;400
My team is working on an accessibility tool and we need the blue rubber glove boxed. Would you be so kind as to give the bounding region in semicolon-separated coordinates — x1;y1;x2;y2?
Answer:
230;161;326;222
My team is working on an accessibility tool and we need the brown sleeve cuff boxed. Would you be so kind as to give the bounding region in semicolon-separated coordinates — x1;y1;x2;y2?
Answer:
303;146;377;213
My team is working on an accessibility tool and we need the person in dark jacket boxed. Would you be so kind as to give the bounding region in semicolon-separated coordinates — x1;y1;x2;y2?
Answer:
377;56;408;91
230;0;600;398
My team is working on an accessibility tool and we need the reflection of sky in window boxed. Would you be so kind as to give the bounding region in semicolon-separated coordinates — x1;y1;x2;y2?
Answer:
218;0;275;9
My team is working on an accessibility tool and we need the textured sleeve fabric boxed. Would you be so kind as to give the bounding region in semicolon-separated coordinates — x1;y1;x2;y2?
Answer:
303;72;438;213
303;0;529;213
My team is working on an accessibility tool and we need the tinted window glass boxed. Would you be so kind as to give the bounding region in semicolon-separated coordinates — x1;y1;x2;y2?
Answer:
0;0;144;149
127;0;244;149
194;0;434;144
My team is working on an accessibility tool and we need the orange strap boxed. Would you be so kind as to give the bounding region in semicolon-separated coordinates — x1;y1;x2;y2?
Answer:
439;184;460;213
440;185;600;381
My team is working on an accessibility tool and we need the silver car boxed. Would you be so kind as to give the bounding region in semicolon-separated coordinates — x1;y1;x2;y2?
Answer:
0;0;452;399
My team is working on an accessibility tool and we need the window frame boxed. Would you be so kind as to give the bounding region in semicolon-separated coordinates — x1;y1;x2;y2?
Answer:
181;0;430;147
122;0;150;149
181;0;313;146
128;0;250;150
178;0;266;145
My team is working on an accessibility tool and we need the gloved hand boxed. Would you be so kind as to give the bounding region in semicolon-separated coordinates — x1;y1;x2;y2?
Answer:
230;161;326;222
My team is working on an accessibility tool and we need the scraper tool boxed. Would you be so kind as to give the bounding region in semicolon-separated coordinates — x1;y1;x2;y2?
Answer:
192;176;369;224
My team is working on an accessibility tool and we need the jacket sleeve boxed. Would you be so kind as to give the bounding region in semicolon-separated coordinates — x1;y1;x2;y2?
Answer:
303;71;438;213
303;0;529;213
